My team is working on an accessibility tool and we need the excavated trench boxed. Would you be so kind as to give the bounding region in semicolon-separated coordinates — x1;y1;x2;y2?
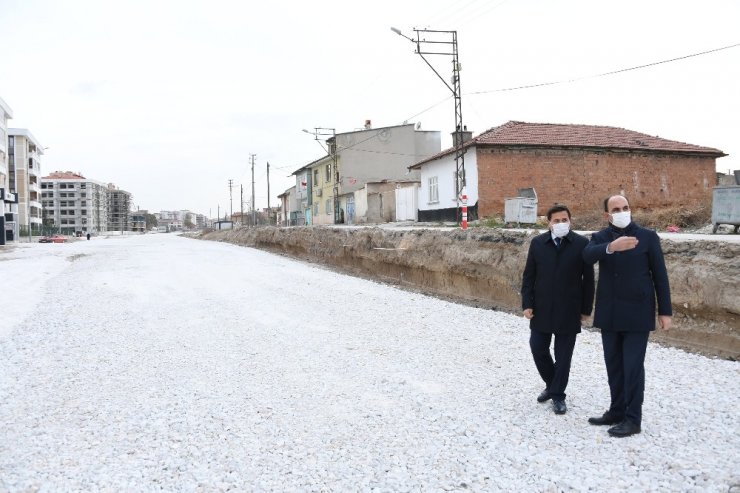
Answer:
196;227;739;360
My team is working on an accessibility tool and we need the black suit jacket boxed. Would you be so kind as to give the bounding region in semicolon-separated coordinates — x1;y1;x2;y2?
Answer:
582;222;672;332
521;230;595;334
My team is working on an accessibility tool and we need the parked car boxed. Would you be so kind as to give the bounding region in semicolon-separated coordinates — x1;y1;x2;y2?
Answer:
38;236;52;243
50;234;68;243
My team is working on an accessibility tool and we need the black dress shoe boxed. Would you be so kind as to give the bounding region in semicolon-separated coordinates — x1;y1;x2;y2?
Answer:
552;399;567;414
608;420;641;437
537;388;551;403
588;411;623;426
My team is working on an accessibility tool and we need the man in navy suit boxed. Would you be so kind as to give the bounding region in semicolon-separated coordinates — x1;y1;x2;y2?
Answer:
521;204;595;415
583;195;672;437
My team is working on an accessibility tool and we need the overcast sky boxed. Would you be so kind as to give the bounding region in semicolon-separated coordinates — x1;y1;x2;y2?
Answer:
2;0;738;216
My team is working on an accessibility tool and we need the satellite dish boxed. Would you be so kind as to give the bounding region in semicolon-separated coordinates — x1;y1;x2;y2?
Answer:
416;122;422;130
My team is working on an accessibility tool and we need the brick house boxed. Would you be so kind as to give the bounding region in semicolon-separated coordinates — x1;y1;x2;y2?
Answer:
410;121;726;221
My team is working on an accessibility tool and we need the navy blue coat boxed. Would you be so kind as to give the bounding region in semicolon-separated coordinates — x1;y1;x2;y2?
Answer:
583;222;672;332
521;230;595;334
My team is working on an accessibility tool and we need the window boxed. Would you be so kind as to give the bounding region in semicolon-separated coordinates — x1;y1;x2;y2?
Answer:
326;199;332;215
313;169;319;186
325;164;331;182
313;204;319;216
428;176;439;203
80;183;86;189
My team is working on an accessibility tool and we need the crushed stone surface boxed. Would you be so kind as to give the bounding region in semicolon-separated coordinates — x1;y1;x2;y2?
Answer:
0;234;738;491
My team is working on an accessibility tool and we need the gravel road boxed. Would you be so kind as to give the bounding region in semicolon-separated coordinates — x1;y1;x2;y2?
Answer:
0;234;738;491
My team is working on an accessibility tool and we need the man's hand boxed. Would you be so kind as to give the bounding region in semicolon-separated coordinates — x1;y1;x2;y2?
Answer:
523;309;534;320
609;236;639;252
658;315;672;331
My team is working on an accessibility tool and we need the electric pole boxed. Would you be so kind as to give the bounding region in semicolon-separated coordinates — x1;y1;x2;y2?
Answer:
267;161;272;224
240;184;244;227
250;154;256;226
228;179;234;220
392;27;466;226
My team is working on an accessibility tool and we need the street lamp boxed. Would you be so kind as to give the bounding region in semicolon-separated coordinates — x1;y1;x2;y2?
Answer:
391;27;467;227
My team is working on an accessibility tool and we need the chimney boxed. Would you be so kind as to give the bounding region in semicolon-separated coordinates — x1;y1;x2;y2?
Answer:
364;119;372;130
452;125;473;147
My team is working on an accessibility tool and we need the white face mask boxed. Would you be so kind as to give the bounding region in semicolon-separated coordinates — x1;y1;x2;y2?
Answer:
551;222;570;238
610;211;631;229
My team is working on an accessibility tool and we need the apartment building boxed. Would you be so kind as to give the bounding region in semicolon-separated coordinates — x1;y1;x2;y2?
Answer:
8;129;44;236
106;183;132;232
294;121;441;225
154;210;203;230
41;171;109;235
0;96;14;245
131;212;146;233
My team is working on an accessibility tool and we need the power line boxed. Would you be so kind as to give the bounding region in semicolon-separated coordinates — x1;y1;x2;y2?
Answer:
394;41;739;123
276;41;739;188
467;42;740;96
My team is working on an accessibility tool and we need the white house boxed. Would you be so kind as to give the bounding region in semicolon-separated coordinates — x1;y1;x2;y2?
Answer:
408;130;478;222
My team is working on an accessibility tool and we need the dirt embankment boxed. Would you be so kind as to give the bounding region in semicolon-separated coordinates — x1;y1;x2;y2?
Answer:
197;227;739;360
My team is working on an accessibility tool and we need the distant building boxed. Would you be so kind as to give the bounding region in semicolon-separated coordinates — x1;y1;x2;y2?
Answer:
41;171;109;235
130;212;146;233
293;121;441;225
8;128;44;236
154;210;201;231
106;183;132;232
195;213;208;228
0;96;14;244
278;186;298;226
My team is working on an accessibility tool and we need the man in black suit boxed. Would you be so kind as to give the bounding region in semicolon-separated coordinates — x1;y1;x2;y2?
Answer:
583;195;672;437
521;204;595;415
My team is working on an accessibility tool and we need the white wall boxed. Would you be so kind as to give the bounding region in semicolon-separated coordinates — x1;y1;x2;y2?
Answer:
418;150;478;212
395;184;419;221
354;188;368;221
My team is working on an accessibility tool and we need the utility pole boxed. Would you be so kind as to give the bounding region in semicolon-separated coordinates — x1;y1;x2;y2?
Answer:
228;179;234;220
250;154;256;226
392;27;466;227
266;161;271;224
240;185;244;227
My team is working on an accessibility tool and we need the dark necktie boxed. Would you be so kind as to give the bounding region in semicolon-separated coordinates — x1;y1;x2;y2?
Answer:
554;237;561;248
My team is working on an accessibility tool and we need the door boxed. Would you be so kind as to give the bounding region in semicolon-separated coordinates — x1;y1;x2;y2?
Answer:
346;196;355;225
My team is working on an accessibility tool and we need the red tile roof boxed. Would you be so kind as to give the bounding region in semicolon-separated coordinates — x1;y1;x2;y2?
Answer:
410;121;726;168
43;171;86;180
